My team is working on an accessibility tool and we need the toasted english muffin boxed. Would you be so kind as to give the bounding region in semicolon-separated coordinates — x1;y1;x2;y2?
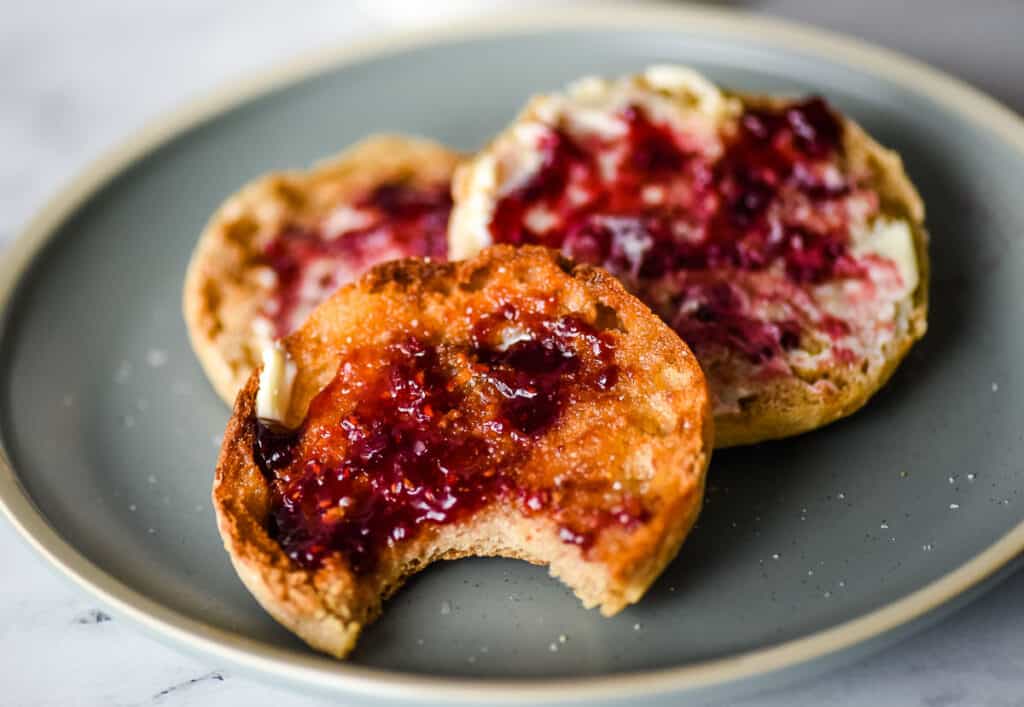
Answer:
449;66;928;447
213;245;711;659
184;134;463;404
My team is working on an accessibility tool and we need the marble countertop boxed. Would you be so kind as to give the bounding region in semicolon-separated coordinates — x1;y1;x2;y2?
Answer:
2;1;1022;705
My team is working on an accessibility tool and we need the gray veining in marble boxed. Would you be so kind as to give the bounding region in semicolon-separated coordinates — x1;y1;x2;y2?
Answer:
1;1;1022;705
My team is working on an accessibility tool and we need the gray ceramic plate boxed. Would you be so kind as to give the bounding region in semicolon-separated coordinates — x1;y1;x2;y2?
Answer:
2;5;1024;706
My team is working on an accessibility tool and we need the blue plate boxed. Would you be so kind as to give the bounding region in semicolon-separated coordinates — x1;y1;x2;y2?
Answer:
2;5;1023;704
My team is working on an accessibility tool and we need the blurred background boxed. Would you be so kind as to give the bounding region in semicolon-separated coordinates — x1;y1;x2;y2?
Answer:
1;2;1022;706
3;0;1021;251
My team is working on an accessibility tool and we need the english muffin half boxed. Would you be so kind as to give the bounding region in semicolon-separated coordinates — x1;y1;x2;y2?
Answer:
213;246;711;659
450;66;928;447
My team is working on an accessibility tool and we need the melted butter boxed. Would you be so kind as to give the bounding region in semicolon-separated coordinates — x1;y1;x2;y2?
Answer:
255;343;297;425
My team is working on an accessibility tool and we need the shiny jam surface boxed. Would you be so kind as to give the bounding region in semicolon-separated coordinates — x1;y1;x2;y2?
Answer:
254;306;641;573
262;182;451;338
490;99;876;368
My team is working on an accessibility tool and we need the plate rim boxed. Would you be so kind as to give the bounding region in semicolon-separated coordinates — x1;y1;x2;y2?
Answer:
2;3;1024;702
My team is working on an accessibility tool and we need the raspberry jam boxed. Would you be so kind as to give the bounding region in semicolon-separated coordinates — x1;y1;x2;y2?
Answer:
262;182;451;337
254;307;636;573
489;99;872;367
471;308;619;437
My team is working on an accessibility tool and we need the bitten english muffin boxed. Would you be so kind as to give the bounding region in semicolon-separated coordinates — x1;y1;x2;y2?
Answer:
184;134;462;404
449;66;928;447
213;245;711;659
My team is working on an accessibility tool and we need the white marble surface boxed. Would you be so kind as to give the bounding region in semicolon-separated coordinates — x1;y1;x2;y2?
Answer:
2;1;1023;705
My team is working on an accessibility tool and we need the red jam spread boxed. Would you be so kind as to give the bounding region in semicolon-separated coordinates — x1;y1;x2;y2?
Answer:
489;99;875;366
254;306;641;573
261;182;451;337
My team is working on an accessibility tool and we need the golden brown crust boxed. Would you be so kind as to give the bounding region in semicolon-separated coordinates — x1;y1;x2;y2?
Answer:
213;245;712;659
183;134;463;404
